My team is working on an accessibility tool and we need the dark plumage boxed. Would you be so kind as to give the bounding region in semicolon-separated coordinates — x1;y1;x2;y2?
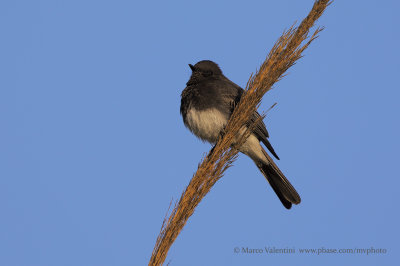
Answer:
180;60;301;209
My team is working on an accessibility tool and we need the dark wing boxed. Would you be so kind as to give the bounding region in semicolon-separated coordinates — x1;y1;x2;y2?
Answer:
248;111;280;160
221;78;280;160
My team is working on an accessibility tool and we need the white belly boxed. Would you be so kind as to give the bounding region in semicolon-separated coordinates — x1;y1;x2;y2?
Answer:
185;108;228;143
185;107;268;165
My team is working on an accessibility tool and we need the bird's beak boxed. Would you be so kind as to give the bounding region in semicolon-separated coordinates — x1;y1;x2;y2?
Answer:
188;64;195;71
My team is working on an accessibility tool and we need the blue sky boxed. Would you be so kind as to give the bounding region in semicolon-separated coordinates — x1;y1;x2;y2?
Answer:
1;1;399;265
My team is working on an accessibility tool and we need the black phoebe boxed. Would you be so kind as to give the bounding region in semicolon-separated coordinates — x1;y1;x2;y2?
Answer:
180;60;301;209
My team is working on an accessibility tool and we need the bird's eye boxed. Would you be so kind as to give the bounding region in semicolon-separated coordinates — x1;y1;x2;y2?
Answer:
202;71;212;77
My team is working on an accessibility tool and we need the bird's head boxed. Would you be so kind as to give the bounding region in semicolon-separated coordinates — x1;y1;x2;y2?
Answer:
187;60;223;85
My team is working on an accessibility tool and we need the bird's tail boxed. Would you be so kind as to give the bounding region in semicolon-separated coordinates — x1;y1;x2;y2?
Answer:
257;150;301;209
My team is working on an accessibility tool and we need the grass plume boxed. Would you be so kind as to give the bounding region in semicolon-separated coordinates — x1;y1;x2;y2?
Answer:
149;1;332;265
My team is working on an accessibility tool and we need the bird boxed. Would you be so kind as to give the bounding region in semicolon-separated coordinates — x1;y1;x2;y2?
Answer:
180;60;301;209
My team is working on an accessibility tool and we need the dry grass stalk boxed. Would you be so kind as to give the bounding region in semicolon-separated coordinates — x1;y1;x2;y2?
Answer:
149;1;332;265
